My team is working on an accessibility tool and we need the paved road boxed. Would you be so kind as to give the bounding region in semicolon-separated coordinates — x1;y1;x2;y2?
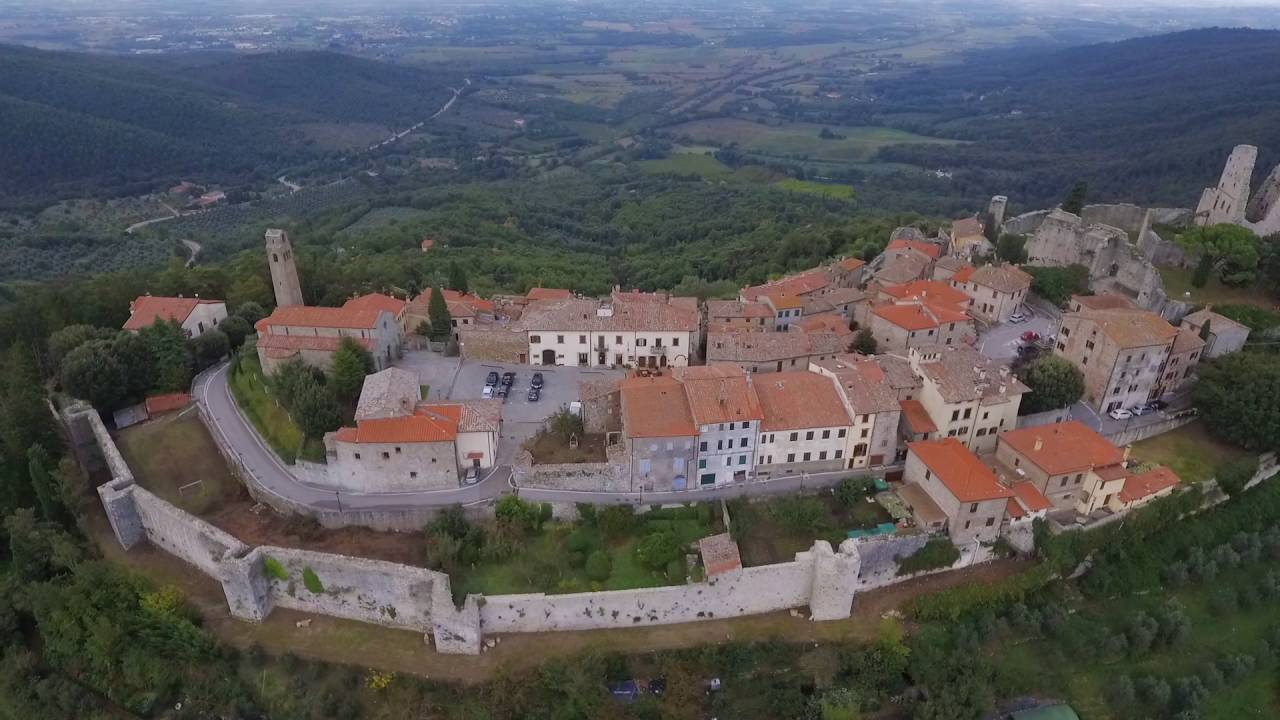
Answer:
977;305;1057;361
194;361;898;515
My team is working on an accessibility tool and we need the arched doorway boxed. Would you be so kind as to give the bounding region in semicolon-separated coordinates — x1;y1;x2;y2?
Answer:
541;348;557;365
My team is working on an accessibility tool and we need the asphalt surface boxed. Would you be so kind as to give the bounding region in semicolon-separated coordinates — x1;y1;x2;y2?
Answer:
976;305;1057;361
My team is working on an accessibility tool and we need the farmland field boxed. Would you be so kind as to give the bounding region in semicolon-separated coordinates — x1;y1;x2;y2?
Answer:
662;118;963;163
637;153;733;178
774;178;855;198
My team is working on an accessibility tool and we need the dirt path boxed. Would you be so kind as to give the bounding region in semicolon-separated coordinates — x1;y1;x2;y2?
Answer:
85;501;1025;685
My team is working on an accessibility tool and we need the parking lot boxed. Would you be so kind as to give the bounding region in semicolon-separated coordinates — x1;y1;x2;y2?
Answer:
976;304;1057;361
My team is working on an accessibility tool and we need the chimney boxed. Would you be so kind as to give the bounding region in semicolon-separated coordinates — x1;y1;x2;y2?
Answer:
1123;444;1132;461
1033;436;1043;452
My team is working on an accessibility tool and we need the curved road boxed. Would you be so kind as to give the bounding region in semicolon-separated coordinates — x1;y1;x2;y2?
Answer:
195;362;899;514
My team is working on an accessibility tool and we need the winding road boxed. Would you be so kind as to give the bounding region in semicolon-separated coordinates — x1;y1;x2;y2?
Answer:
194;361;897;516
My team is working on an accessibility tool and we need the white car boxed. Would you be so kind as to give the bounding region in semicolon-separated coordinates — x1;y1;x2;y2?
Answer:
482;385;494;399
1108;408;1133;421
1008;312;1027;324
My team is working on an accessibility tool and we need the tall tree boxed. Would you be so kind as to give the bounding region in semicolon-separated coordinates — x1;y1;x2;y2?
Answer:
27;444;59;522
1194;352;1280;451
1176;224;1261;287
293;383;342;439
329;338;373;407
1062;181;1088;215
139;320;193;392
111;331;156;398
218;315;251;350
46;324;109;377
60;340;127;410
996;234;1027;264
447;261;470;294
427;287;452;342
854;328;877;355
1017;356;1086;414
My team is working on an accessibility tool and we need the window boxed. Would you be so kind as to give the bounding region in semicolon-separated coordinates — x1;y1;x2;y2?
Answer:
381;451;390;460
578;335;586;344
353;452;361;460
822;429;831;439
717;440;723;450
819;451;828;460
964;521;972;530
530;335;541;343
1062;327;1070;337
789;432;799;442
970;503;978;513
976;428;987;436
985;517;995;527
739;437;748;448
1074;473;1083;484
699;441;708;452
615;335;622;344
925;469;932;480
838;429;847;438
802;452;811;461
787;453;796;463
1060;477;1068;487
861;428;869;438
805;431;815;441
557;335;564;343
673;337;680;347
410;471;417;479
951;410;960;422
738;455;747;465
742;420;751;429
637;338;647;347
1086;340;1095;350
698;459;706;469
834;450;843;459
724;457;732;467
982;411;989;420
395;447;401;454
963;408;972;420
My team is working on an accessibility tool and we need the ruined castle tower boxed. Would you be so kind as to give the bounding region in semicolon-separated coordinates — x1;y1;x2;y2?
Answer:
1196;144;1257;227
987;195;1009;234
265;228;304;308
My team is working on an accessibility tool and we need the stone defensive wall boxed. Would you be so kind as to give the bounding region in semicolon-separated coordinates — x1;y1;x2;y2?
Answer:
68;403;979;657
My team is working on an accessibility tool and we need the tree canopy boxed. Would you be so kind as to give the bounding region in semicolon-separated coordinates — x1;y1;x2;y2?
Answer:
1176;224;1261;287
1193;352;1280;451
1017;356;1085;415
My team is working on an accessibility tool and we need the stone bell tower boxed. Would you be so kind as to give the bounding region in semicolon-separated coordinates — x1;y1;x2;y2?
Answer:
265;228;304;308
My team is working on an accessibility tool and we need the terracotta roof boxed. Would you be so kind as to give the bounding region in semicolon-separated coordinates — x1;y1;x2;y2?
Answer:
909;438;1013;502
754;371;851;431
822;287;867;305
951;217;984;239
874;253;932;285
621;374;697;438
144;392;190;416
967;264;1032;294
699;533;743;576
899;399;937;434
765;293;804;310
707;300;773;320
410;288;495;314
999;421;1125;475
672;364;764;426
1172;327;1207;354
837;257;866;271
1067;307;1178;349
343;293;407;316
1183;308;1249;334
935;256;969;273
881;280;972;308
810;354;902;414
457;399;502;433
913;345;1027;405
526;287;572;301
794;314;853;335
1010;481;1051;513
1119;467;1181;503
261;305;388;330
336;412;458;444
741;267;831;302
519;296;699;333
1071;293;1135;311
123;295;223;331
951;265;976;283
355;368;421;420
873;301;971;331
885;238;942;259
706;331;849;364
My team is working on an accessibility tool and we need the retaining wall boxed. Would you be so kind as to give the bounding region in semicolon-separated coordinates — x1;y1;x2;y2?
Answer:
1103;415;1196;447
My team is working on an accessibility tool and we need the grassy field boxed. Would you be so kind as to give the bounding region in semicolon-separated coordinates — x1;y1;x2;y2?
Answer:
664;117;962;163
732;487;895;567
337;206;433;237
1130;421;1249;484
1160;267;1280;310
773;177;855;198
116;411;240;515
637;152;734;177
229;353;306;464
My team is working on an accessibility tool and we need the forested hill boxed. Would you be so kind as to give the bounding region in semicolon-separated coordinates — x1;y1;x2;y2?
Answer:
0;46;455;203
862;28;1280;210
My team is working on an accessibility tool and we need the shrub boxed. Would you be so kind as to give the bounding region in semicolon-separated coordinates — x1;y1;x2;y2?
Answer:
566;529;596;554
835;477;873;509
576;503;598;527
262;556;288;581
665;558;686;583
896;538;960;576
769;496;827;533
635;531;682;570
302;567;324;594
599;505;636;539
584;550;612;582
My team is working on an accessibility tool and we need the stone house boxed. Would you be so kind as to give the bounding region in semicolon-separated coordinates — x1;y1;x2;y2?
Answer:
949;264;1032;324
123;295;228;339
673;365;764;487
808;354;905;468
993;421;1128;513
705;299;773;333
868;301;974;353
354;368;421;420
948;216;989;259
1052;303;1182;413
753;371;855;478
522;293;699;369
761;294;805;330
901;438;1013;544
740;267;833;303
705;331;850;374
1108;466;1181;512
329;400;500;492
580;378;621;434
907;345;1026;454
405;288;495;341
1155;328;1206;397
255;305;402;375
1181;308;1251;358
343;293;410;335
619;374;698;491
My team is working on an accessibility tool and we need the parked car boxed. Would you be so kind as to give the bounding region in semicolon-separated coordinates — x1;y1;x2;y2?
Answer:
528;386;541;402
496;384;509;399
1108;408;1133;420
463;467;480;486
501;371;515;386
1020;331;1041;343
1015;344;1038;356
482;385;494;399
531;372;545;389
1008;312;1027;324
485;371;499;387
1131;404;1156;416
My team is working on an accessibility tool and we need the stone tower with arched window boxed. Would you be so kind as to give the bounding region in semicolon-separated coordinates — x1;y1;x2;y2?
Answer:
265;228;304;308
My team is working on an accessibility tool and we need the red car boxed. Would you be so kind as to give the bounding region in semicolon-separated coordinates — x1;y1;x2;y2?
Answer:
1020;331;1041;343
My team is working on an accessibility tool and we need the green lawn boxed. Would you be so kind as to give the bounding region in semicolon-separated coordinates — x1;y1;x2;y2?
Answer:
229;353;305;464
451;507;718;598
637;152;733;178
663;117;963;163
1160;267;1278;310
773;178;855;199
116;412;239;515
1130;421;1248;484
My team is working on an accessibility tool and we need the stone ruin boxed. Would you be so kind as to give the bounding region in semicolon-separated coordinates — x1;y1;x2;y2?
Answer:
1196;144;1280;236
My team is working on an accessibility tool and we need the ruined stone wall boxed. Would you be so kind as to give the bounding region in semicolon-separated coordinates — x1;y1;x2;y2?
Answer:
512;447;631;492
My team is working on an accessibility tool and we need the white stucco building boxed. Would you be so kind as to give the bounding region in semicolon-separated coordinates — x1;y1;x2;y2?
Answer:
123;295;228;338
